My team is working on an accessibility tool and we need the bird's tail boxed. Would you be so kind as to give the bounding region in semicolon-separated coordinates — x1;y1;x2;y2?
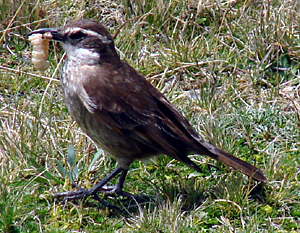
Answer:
194;139;267;182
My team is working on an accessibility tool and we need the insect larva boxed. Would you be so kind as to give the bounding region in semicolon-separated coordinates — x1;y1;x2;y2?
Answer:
28;33;50;71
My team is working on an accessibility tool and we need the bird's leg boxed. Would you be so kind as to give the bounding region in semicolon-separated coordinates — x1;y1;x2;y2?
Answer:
54;166;126;202
99;169;133;197
100;169;151;205
98;169;150;205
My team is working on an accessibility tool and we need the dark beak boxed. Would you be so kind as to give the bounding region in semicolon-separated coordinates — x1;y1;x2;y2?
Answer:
27;27;65;41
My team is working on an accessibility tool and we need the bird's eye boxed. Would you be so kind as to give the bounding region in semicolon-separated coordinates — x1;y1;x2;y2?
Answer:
69;31;85;40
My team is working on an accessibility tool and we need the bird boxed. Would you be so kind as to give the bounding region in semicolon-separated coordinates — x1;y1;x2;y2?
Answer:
28;19;266;208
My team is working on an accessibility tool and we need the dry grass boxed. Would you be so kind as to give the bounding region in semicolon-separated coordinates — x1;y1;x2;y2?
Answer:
1;0;300;232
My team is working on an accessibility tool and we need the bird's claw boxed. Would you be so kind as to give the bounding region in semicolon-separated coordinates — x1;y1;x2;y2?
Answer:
54;186;121;211
54;188;93;201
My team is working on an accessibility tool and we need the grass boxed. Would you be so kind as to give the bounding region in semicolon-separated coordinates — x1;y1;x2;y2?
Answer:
1;0;300;232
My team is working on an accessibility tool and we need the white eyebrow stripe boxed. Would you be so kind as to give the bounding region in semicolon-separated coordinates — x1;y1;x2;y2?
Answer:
65;27;111;43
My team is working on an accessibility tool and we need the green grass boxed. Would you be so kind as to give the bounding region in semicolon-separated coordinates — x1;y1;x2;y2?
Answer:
1;0;300;232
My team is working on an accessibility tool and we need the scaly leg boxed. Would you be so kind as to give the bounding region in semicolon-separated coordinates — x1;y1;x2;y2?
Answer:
55;166;128;209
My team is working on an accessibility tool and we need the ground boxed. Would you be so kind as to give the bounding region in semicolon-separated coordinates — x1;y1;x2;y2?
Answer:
1;0;300;232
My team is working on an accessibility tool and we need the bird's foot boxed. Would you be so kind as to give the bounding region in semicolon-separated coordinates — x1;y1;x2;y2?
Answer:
54;167;137;210
99;185;135;197
54;182;121;210
54;182;90;200
54;182;149;210
105;187;152;206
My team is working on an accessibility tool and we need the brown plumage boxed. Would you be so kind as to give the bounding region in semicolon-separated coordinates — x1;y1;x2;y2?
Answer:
28;19;266;208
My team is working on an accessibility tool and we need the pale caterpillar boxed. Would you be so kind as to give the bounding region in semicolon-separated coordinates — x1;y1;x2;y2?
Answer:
28;32;52;71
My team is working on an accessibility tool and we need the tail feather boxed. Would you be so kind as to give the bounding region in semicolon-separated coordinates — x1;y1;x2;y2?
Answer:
195;140;267;182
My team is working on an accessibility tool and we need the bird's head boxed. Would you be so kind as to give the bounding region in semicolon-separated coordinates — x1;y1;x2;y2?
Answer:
28;19;119;64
